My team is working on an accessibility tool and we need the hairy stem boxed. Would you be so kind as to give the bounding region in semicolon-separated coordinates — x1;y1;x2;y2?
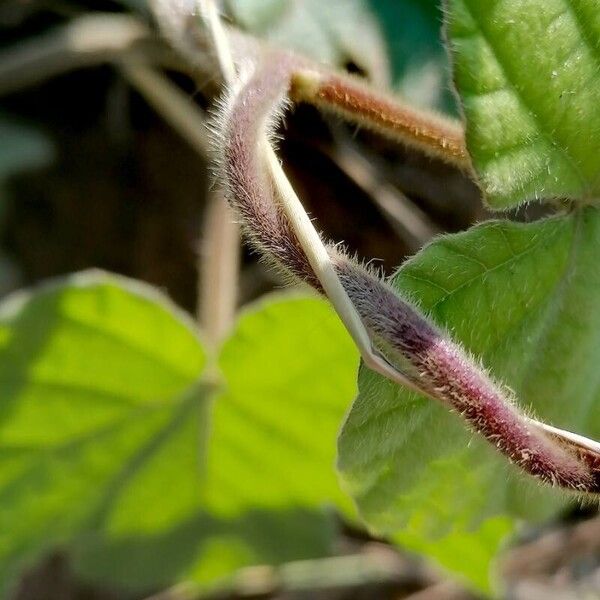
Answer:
291;69;470;172
220;56;423;392
196;1;417;389
215;56;600;494
333;260;596;491
154;0;600;494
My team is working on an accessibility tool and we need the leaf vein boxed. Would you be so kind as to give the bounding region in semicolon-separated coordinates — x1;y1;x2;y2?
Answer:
462;0;587;192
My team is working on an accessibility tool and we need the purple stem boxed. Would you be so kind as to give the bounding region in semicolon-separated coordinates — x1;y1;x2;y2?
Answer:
215;56;600;494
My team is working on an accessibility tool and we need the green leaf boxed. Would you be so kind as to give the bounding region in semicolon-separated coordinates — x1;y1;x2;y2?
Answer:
226;0;391;85
193;294;359;584
0;271;207;593
75;293;359;592
447;0;600;208
0;276;356;593
338;207;600;591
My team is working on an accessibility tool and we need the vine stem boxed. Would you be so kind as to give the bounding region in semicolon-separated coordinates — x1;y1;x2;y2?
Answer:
264;138;423;392
153;0;600;494
197;0;423;392
150;0;467;171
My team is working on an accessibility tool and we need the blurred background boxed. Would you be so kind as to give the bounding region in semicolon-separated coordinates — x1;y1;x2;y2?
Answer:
0;1;598;599
0;0;485;310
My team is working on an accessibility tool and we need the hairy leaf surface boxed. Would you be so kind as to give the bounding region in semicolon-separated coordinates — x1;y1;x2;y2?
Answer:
447;0;600;208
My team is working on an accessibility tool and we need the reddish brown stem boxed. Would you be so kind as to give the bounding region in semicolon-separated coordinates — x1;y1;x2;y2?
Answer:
291;70;471;172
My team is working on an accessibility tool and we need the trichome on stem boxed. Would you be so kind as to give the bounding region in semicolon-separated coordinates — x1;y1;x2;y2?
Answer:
154;0;600;496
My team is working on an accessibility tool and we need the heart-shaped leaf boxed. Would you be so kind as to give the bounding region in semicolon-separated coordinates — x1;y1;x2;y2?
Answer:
72;293;359;592
0;271;207;594
192;294;359;585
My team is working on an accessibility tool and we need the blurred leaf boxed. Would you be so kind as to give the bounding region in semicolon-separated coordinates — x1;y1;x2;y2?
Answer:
204;294;357;514
338;207;600;591
0;271;207;593
74;293;359;592
446;0;600;208
368;0;456;112
226;0;391;85
189;294;359;585
0;274;358;594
